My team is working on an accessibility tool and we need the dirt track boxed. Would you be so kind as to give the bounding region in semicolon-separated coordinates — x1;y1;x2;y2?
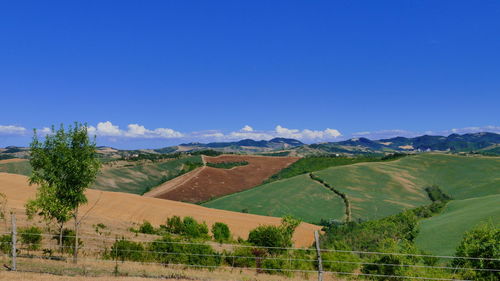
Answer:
146;155;299;203
0;172;319;247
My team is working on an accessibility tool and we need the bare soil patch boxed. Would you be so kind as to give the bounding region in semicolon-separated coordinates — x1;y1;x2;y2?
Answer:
147;155;299;203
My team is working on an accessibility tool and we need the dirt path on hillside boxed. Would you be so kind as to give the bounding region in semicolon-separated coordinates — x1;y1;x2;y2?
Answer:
309;173;352;222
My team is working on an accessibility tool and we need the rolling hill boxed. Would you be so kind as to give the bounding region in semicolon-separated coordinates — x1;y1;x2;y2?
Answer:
415;194;500;255
203;154;500;223
0;172;320;247
0;157;204;195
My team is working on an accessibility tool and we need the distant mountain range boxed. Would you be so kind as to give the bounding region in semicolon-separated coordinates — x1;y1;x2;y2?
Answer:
167;132;500;156
2;132;499;159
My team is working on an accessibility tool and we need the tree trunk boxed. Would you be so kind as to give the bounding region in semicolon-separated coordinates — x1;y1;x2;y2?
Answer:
59;223;64;254
73;207;78;264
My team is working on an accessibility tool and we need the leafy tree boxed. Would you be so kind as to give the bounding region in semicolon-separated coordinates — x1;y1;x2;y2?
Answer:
212;222;231;242
26;184;72;254
29;123;101;263
19;226;42;255
452;223;499;281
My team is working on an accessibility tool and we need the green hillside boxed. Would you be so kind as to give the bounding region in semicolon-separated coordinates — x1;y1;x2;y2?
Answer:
415;194;500;256
204;154;500;223
314;154;500;220
0;160;32;176
92;155;203;194
202;174;345;223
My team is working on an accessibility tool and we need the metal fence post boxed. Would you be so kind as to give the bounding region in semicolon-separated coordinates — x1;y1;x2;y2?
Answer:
314;230;323;281
11;212;17;271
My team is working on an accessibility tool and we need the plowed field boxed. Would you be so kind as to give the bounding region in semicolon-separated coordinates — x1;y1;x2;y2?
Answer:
145;155;299;203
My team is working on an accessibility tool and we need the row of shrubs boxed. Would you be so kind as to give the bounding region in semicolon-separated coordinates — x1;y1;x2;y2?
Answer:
131;216;231;243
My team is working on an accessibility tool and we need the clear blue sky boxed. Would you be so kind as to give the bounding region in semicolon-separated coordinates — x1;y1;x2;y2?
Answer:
0;1;499;148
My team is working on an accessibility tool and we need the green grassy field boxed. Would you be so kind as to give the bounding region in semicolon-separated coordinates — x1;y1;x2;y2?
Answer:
92;155;202;194
204;154;500;224
415;194;500;256
314;154;500;220
202;174;345;223
0;160;32;176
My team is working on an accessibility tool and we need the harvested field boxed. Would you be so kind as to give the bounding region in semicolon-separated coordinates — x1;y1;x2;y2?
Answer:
145;155;299;203
0;172;320;247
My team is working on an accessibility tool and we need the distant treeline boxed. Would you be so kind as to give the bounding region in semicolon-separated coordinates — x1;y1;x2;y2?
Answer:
206;161;249;169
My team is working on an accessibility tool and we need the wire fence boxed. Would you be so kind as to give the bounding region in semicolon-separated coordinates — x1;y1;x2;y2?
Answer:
1;214;498;281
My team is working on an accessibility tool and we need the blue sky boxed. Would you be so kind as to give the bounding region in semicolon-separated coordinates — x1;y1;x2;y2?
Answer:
0;1;499;148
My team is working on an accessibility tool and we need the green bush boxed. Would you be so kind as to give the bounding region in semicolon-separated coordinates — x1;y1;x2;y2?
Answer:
224;246;256;268
138;221;156;234
165;216;184;234
248;216;300;254
0;234;12;254
452;223;499;281
361;239;453;280
110;238;145;262
19;226;42;253
321;241;360;273
149;235;220;266
182;217;209;239
163;216;210;239
52;228;83;254
212;222;231;242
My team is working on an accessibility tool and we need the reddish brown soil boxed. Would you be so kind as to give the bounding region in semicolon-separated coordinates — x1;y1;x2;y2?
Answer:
147;155;299;203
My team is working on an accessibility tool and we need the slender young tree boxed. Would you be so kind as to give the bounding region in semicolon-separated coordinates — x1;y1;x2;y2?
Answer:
29;123;101;263
26;185;72;254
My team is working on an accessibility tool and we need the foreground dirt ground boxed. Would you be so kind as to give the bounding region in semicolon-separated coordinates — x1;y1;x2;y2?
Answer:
0;172;320;247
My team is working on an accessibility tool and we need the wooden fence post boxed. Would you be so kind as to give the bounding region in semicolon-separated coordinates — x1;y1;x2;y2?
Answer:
314;230;323;281
11;213;17;271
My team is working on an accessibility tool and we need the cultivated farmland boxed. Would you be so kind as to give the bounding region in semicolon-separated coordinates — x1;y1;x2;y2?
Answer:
0;172;320;247
145;155;299;203
203;174;345;223
314;154;500;220
204;154;500;223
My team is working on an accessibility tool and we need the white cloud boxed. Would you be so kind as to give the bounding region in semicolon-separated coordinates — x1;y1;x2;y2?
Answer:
0;125;27;135
191;125;343;142
447;125;500;135
87;121;183;139
241;125;253;132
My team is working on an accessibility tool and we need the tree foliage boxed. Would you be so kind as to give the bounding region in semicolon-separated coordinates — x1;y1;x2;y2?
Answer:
29;123;101;211
212;222;231;242
248;216;301;253
453;223;499;281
